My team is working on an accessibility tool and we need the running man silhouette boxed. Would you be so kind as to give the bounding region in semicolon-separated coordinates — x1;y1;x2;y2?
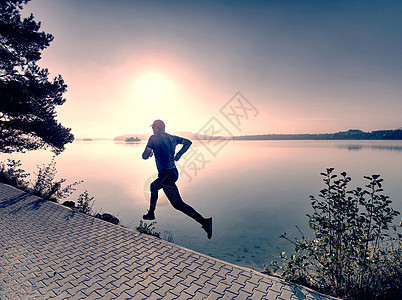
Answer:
142;120;212;239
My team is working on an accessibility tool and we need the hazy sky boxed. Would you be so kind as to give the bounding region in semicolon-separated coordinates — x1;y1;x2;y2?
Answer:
24;0;402;138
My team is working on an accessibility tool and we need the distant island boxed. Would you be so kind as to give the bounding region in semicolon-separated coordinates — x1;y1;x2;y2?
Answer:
125;137;141;143
114;133;149;141
233;129;402;140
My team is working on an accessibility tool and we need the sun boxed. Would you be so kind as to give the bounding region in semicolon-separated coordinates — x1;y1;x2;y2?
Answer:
122;68;193;131
132;71;175;105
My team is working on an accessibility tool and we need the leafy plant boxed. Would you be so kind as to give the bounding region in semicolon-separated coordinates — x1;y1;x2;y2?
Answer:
267;168;401;300
30;157;82;202
0;159;30;190
136;220;161;239
76;190;94;214
0;157;81;202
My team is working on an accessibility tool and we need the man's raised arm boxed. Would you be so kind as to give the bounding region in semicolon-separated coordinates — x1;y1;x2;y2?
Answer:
175;138;192;161
142;147;153;160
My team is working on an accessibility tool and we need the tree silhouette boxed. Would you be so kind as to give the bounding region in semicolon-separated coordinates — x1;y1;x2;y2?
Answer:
0;0;74;154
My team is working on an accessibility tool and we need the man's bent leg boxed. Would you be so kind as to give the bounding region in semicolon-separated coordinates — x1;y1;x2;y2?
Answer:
161;169;212;238
143;177;163;220
163;185;205;225
149;180;160;213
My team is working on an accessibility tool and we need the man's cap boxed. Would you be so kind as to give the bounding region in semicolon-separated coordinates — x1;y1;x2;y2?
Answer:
150;119;165;130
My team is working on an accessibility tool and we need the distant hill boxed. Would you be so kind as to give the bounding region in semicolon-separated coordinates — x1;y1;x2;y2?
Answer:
233;129;402;140
175;131;230;140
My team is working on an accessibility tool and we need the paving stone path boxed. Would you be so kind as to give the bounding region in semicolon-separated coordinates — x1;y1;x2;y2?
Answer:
0;183;337;299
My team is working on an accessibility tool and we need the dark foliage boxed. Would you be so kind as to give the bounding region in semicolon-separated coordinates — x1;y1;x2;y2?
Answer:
0;0;74;154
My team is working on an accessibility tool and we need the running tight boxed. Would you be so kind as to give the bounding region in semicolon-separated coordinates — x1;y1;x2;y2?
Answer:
149;168;204;225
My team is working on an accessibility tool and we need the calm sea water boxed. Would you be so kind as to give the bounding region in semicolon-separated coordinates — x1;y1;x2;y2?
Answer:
4;140;402;270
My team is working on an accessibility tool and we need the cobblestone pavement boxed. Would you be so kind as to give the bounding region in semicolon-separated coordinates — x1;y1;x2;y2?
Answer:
0;183;337;299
